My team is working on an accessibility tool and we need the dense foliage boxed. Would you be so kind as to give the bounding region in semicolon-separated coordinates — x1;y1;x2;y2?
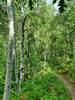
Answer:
0;0;75;100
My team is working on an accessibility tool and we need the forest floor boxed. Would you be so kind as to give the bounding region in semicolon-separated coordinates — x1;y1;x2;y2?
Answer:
56;73;75;100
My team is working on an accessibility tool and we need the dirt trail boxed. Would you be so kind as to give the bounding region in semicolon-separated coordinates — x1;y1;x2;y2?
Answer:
56;74;75;100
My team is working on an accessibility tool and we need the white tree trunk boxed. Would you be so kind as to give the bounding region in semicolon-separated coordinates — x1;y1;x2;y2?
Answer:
19;1;25;92
3;0;15;100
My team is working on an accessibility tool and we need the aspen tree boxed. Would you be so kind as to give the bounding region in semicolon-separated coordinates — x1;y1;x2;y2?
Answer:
19;0;25;92
3;0;15;100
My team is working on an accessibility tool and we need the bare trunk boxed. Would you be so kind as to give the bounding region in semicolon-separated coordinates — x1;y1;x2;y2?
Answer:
19;1;25;92
3;0;15;100
73;35;75;65
44;50;47;68
14;33;18;94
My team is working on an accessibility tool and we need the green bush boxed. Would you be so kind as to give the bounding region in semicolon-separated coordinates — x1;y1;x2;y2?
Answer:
22;73;70;100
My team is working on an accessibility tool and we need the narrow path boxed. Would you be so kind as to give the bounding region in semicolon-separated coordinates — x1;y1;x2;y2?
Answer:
56;74;75;100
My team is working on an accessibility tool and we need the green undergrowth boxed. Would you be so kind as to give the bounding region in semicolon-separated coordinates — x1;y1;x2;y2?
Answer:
20;71;70;100
51;63;75;82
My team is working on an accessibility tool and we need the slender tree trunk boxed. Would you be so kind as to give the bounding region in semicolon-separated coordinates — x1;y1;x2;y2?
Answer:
28;34;32;78
44;50;47;68
73;34;75;65
3;0;15;100
19;1;25;92
14;33;19;94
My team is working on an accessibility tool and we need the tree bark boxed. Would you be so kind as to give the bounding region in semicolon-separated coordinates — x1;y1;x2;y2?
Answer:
3;0;15;100
19;1;25;92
